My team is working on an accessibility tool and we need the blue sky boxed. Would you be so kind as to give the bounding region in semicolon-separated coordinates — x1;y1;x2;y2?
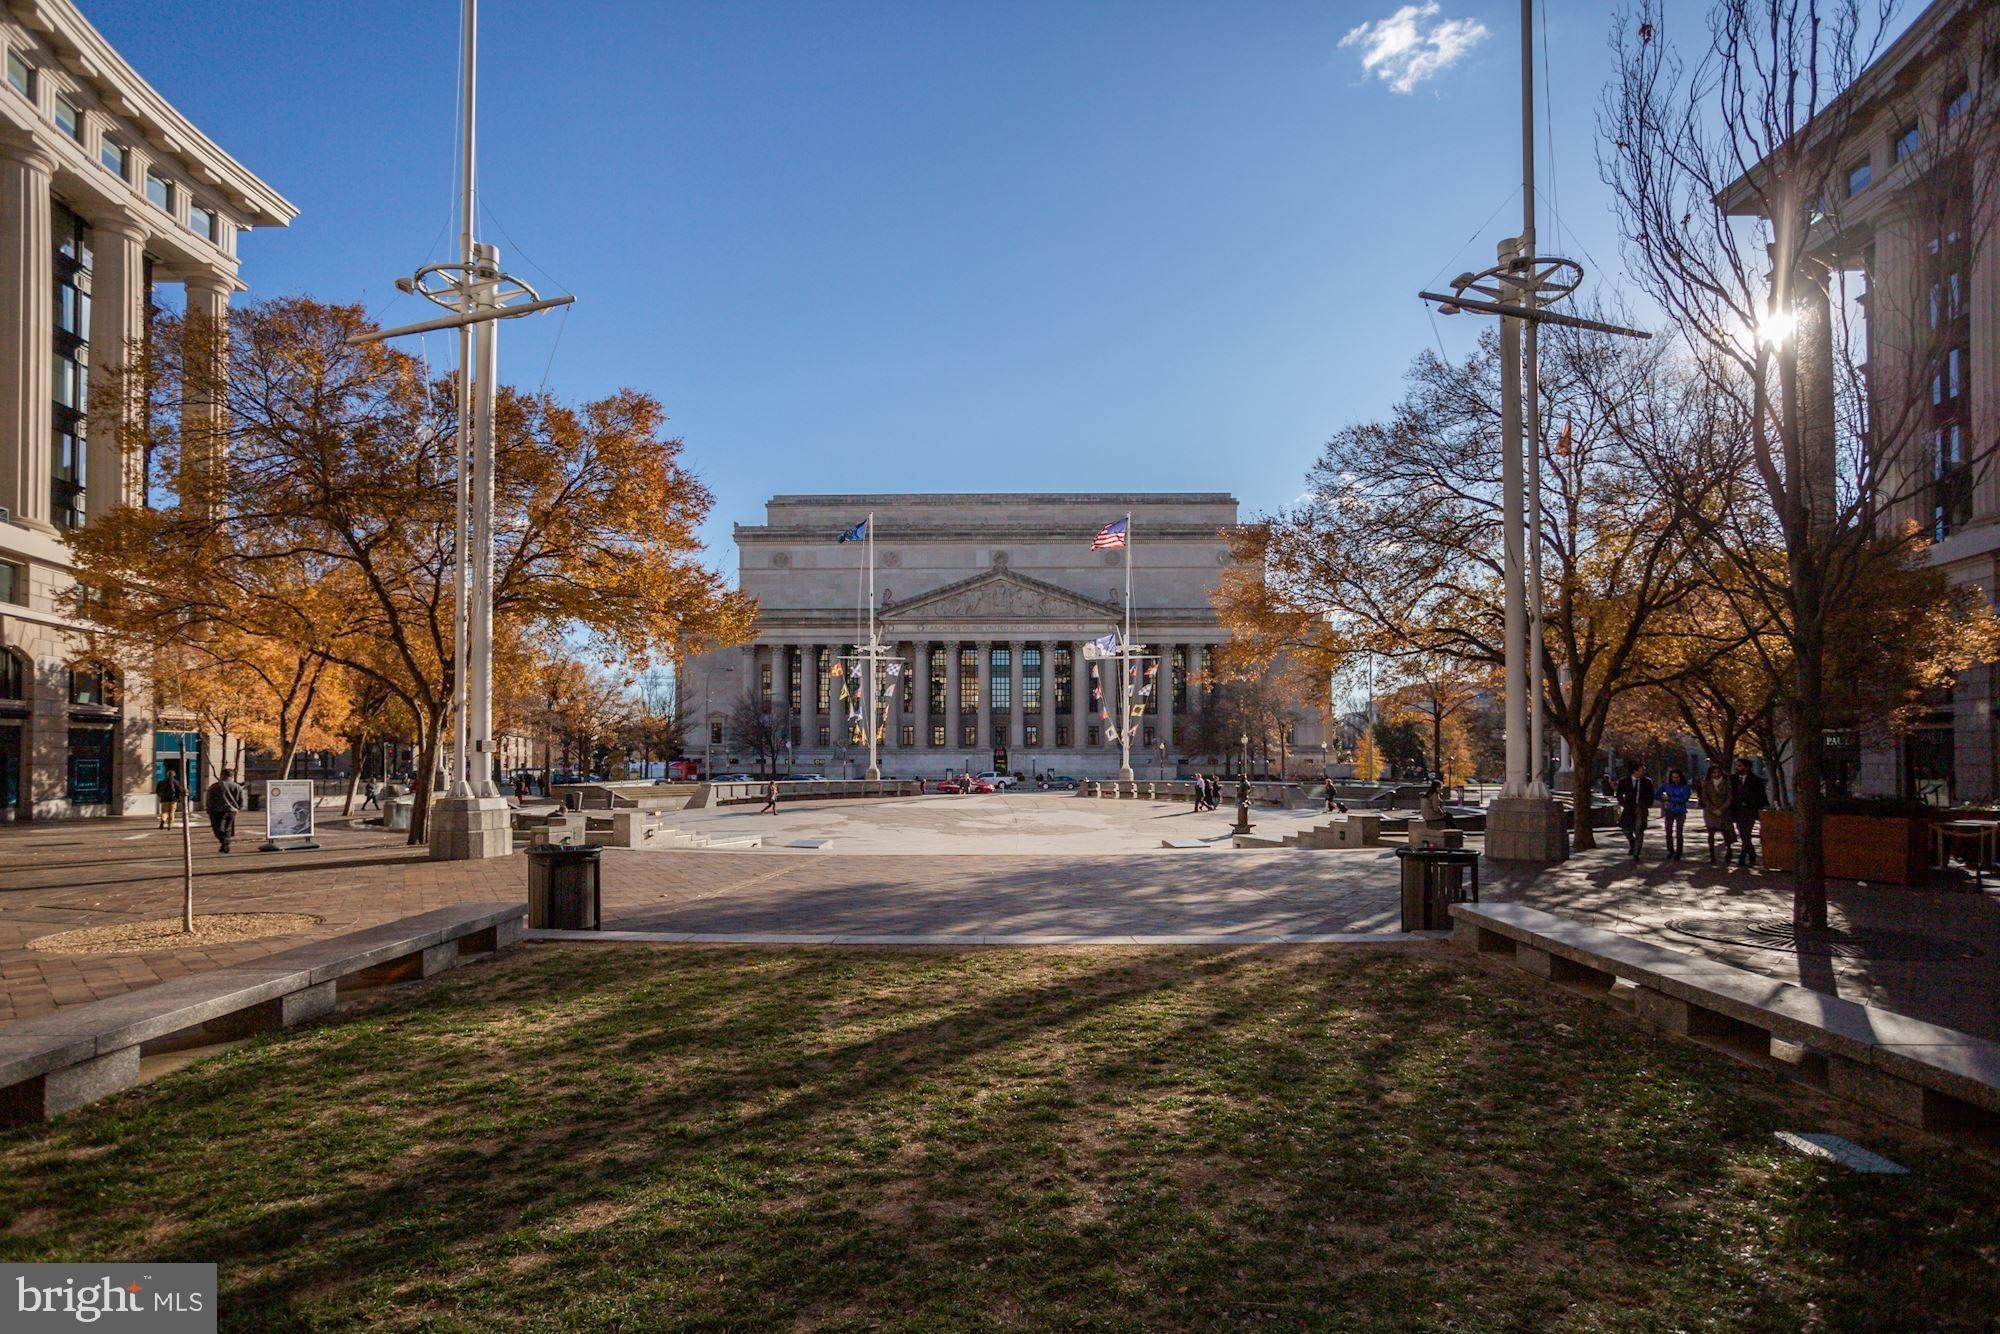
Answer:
85;0;1641;569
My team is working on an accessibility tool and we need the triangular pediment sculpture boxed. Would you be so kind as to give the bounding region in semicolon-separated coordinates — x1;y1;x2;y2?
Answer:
883;570;1121;628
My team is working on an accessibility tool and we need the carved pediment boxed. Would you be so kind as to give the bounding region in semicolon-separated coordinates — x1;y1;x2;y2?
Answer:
883;571;1120;627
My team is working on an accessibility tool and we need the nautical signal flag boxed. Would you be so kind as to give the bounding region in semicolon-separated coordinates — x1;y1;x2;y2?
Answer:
1090;518;1127;551
837;518;868;543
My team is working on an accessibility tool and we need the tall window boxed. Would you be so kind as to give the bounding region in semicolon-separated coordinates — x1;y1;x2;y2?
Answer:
187;203;215;243
900;661;914;709
51;201;90;531
989;646;1011;713
815;647;830;712
787;650;802;712
1022;647;1042;711
99;137;126;179
1025;722;1039;748
0;649;23;700
759;662;772;703
1056;722;1071;748
0;561;20;606
958;647;978;713
1054;649;1072;712
1173;646;1189;710
931;722;946;747
960;720;976;747
6;52;31;99
900;723;915;748
145;171;171;214
1845;160;1871;198
1894;122;1920;161
1928;200;1972;538
66;724;112;805
929;645;946;714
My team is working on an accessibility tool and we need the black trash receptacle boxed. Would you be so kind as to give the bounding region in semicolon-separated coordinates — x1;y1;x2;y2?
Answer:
525;843;602;930
1394;846;1480;932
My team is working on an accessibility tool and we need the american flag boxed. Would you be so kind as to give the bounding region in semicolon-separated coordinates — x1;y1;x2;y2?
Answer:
1090;517;1128;551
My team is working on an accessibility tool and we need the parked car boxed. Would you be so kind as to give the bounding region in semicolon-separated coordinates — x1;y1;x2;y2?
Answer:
794;774;828;782
976;772;1018;790
1040;774;1080;790
936;777;997;795
712;773;755;783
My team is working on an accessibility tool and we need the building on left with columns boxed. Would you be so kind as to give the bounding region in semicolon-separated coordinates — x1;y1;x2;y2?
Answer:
0;0;295;819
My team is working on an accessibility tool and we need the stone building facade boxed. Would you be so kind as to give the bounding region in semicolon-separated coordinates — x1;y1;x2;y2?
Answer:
684;493;1315;779
0;0;295;818
1727;0;1997;802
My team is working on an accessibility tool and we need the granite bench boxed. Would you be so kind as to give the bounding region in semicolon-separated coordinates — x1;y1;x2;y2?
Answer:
0;902;526;1126
1451;901;2000;1132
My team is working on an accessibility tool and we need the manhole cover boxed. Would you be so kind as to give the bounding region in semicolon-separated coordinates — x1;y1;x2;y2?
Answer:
1666;916;1981;962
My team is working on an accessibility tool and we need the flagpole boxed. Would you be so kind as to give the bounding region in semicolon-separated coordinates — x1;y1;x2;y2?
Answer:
1119;510;1134;781
865;511;880;780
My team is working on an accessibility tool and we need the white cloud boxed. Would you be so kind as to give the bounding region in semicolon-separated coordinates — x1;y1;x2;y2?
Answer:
1339;3;1491;94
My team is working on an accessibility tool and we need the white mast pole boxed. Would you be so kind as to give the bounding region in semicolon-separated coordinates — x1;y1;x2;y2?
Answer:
446;0;477;798
865;512;880;780
1522;0;1548;800
1118;510;1134;781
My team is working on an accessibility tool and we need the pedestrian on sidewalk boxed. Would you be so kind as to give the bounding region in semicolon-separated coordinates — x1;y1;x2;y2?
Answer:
1658;767;1692;860
1728;758;1768;868
156;768;185;829
1700;763;1734;863
1190;776;1206;814
759;777;780;814
1615;761;1654;860
361;780;380;811
204;768;247;854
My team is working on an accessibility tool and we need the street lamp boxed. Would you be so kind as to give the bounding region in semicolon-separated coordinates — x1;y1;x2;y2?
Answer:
1155;739;1167;781
1232;732;1254;836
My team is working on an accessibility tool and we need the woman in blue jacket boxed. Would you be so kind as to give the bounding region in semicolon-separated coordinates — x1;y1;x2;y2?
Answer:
1657;766;1693;861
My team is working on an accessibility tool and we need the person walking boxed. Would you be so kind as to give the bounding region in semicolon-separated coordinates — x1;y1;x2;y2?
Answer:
759;777;780;815
1658;767;1692;861
361;780;380;811
1615;761;1655;860
1700;763;1734;863
1728;758;1768;868
1190;775;1206;815
203;768;247;854
156;768;185;830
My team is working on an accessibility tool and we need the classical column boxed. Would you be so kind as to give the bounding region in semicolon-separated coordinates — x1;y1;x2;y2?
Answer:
86;212;148;518
1040;639;1057;754
1158;641;1175;762
975;641;992;751
1071;641;1089;754
914;640;931;749
798;642;818;753
1007;639;1024;752
0;138;56;532
944;640;962;757
181;273;234;509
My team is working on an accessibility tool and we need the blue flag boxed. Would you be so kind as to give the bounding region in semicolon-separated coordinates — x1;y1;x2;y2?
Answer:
837;519;868;543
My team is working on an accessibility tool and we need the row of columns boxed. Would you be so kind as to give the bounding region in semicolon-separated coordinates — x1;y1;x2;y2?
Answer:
0;134;233;532
737;639;1205;755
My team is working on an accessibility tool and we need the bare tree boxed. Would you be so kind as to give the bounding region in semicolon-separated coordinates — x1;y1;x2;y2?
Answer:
724;693;792;778
1602;0;2000;924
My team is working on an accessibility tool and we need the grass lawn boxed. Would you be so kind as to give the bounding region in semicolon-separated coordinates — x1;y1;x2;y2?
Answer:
3;942;1997;1329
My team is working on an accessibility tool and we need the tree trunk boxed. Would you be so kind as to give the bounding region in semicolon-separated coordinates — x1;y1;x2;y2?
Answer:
1563;722;1599;851
341;735;366;816
1790;591;1829;929
409;717;442;846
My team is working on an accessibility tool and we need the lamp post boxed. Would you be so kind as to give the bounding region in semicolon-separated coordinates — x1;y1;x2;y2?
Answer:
1232;732;1254;836
1155;740;1167;781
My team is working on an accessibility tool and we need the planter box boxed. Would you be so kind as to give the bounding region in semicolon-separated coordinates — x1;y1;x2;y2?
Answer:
1759;810;1930;886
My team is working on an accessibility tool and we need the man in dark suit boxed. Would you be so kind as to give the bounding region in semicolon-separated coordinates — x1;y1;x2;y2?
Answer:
1615;761;1655;860
1728;758;1768;868
204;767;248;854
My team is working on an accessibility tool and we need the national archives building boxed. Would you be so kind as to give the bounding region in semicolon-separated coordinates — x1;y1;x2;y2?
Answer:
0;0;295;818
683;493;1317;779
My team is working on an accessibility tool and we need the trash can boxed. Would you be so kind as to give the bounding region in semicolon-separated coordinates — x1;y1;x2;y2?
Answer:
1394;846;1480;932
525;843;602;930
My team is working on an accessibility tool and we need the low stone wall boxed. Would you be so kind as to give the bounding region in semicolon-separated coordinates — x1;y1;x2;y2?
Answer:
1080;779;1306;807
700;779;923;808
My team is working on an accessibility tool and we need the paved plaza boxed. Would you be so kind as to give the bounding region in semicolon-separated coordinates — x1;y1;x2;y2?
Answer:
2;793;1997;1041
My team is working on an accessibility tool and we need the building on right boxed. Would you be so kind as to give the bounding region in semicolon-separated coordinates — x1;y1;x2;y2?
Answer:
1723;0;1998;803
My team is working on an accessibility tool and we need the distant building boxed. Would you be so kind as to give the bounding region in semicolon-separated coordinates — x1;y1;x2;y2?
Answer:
0;0;296;818
682;493;1325;778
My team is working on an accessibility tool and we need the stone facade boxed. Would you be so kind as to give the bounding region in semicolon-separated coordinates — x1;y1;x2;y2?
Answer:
0;0;295;818
684;493;1318;779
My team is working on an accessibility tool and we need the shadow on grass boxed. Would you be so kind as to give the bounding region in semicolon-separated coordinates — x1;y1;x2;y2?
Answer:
1;944;1996;1328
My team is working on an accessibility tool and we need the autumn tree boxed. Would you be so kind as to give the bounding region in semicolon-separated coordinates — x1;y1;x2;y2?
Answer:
724;693;792;777
1221;326;1722;849
1603;0;2000;922
70;298;754;843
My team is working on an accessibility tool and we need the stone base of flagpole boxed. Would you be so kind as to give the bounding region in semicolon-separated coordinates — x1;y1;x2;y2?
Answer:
429;794;514;861
1483;795;1568;864
1117;768;1134;780
865;766;880;780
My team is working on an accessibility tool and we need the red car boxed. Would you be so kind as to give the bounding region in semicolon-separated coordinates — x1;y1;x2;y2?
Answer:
934;777;995;794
